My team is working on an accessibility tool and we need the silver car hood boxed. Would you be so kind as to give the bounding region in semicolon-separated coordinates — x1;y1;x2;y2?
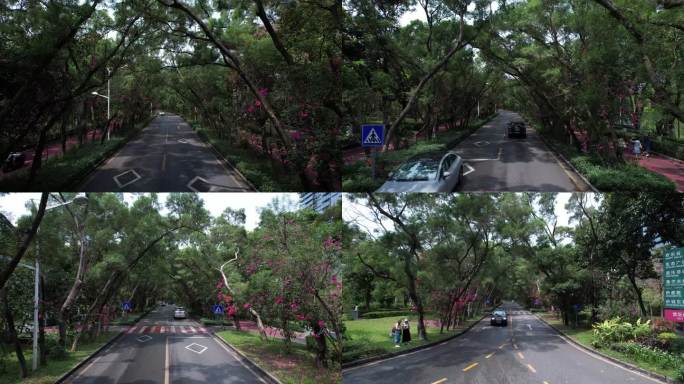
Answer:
376;180;442;193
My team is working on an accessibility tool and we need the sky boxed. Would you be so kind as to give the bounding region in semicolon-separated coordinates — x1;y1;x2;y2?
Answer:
343;193;597;238
0;193;299;231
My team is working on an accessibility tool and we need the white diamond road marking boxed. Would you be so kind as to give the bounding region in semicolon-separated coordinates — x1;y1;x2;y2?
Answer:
186;176;208;192
113;169;142;188
473;140;490;147
136;335;152;343
178;138;188;144
185;343;208;354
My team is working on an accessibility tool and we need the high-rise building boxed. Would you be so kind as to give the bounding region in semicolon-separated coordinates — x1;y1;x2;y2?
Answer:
299;193;341;213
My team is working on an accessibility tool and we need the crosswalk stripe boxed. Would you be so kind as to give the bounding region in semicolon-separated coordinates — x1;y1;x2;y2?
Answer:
181;326;187;334
127;326;137;334
154;326;161;333
199;327;207;333
139;326;147;334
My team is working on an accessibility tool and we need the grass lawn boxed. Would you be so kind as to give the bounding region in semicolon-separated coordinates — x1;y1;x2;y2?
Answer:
342;114;497;191
343;313;484;363
537;312;683;381
216;330;340;384
0;331;119;384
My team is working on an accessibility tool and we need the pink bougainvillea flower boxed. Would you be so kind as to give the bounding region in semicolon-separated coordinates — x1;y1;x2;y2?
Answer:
290;130;302;140
243;303;252;309
227;305;237;316
254;100;262;107
258;87;269;97
215;281;223;289
299;110;309;118
295;314;306;321
331;274;338;284
290;303;299;310
247;105;255;113
318;320;326;328
275;296;283;305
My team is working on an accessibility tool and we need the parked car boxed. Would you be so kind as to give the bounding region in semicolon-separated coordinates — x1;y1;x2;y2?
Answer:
174;307;186;319
507;121;527;138
2;152;26;172
491;309;508;326
376;151;464;192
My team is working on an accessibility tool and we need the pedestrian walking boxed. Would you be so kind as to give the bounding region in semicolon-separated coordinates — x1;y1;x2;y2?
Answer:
402;318;411;343
643;134;652;157
391;321;402;347
616;137;626;161
631;137;642;160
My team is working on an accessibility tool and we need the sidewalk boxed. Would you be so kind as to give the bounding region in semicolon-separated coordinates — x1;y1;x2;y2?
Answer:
1;129;106;178
624;149;684;192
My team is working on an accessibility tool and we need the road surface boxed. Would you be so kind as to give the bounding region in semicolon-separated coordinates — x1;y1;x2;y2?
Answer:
455;110;590;191
63;305;268;384
80;114;254;192
343;302;662;384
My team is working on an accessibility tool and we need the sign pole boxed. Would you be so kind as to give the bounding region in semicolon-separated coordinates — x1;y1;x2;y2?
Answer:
361;124;385;181
371;148;377;180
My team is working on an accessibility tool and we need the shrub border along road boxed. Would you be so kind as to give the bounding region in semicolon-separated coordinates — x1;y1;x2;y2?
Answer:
534;132;599;193
211;330;281;384
193;128;258;192
534;313;681;384
342;310;492;370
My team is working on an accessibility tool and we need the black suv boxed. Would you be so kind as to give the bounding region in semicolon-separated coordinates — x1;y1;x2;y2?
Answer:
507;121;527;138
490;309;508;326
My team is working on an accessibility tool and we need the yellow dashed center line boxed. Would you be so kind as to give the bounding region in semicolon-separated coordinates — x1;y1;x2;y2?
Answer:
431;378;447;384
527;364;537;373
517;352;525;359
485;351;496;359
462;362;479;372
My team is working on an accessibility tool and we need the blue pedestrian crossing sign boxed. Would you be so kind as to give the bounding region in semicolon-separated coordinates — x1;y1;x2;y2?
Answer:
121;301;132;311
212;304;224;315
362;124;384;147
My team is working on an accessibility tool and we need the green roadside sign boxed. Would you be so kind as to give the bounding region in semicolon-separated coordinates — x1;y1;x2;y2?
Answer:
664;247;684;310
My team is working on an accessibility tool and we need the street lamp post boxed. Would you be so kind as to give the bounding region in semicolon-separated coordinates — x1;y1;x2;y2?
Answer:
92;68;111;141
30;193;88;371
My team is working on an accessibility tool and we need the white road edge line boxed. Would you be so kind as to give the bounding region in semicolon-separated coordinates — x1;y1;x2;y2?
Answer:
211;334;268;384
165;336;170;384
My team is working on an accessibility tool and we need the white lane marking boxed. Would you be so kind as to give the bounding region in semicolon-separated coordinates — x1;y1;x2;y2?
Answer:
527;364;537;373
517;352;525;359
527;324;532;330
212;335;268;383
463;163;475;176
70;336;118;378
164;336;170;384
185;343;208;354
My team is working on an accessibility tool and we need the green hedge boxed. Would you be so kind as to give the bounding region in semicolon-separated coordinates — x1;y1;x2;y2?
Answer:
361;310;416;319
200;318;234;326
546;140;676;192
611;342;684;372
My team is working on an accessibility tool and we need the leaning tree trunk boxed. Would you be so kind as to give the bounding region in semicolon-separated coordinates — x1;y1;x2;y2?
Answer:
219;249;267;340
1;288;28;378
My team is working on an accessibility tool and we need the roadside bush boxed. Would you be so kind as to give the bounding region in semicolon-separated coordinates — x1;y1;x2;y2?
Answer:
361;310;414;319
611;342;682;371
656;332;679;350
200;318;234;326
591;317;651;348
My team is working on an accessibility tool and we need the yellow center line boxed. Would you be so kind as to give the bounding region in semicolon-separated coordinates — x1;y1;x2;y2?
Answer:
517;352;525;359
462;362;479;372
527;364;537;373
161;153;167;172
164;336;170;384
485;351;495;359
431;378;447;384
543;381;550;384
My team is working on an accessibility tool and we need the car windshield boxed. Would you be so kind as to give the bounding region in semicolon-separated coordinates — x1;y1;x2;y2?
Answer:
493;310;506;316
389;159;439;181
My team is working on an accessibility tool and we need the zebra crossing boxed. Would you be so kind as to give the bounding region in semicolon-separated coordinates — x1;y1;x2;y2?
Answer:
126;325;209;335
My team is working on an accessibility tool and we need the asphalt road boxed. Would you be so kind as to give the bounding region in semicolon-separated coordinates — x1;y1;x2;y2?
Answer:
80;114;254;192
63;305;267;384
343;302;662;384
455;110;590;192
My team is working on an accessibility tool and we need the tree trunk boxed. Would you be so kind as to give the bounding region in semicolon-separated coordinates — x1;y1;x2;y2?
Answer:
627;272;648;318
1;288;28;378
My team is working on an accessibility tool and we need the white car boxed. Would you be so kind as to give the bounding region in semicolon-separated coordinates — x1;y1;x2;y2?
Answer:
376;151;464;192
174;307;186;319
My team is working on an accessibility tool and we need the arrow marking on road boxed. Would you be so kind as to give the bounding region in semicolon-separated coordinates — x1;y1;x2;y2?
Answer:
185;343;208;354
136;335;152;343
463;163;475;176
431;378;447;384
462;362;478;372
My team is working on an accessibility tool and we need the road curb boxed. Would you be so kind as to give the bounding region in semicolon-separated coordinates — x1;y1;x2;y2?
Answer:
211;331;282;384
192;127;258;192
342;310;493;370
54;330;125;384
534;314;680;384
535;132;599;193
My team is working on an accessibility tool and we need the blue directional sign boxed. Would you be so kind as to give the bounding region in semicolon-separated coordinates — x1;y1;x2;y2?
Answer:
212;304;224;315
121;301;132;311
361;124;384;147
